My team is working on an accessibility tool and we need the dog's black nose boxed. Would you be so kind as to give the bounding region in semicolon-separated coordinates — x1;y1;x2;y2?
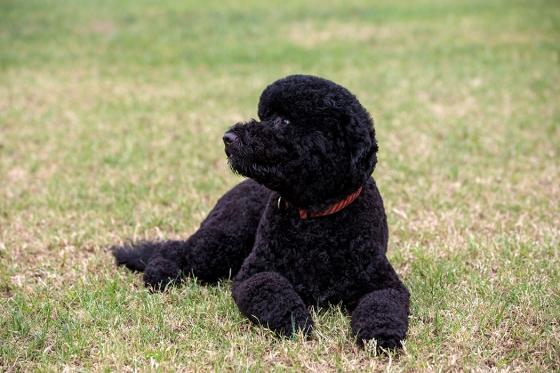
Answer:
223;132;238;146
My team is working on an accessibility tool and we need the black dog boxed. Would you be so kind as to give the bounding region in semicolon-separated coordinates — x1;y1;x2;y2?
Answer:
112;75;410;348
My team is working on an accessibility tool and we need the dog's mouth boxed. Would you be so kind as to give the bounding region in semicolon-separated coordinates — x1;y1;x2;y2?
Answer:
225;144;285;190
227;150;275;178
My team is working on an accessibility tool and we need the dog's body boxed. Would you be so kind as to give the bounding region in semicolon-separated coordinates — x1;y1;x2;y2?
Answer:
113;75;410;348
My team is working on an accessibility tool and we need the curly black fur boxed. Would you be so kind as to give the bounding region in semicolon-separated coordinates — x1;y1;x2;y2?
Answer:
111;75;410;349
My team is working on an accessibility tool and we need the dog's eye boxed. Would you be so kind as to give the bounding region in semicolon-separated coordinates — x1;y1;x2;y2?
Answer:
276;117;289;125
273;116;290;127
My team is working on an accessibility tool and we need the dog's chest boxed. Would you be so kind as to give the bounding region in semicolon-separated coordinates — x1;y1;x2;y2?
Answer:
252;203;376;304
242;180;388;306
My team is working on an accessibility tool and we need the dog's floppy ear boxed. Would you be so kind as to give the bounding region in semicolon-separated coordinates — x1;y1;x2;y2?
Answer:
346;110;378;178
322;92;378;180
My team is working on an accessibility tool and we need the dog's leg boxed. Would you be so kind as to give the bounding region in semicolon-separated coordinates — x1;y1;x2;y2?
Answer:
111;240;183;290
232;272;313;337
112;180;270;289
350;256;409;349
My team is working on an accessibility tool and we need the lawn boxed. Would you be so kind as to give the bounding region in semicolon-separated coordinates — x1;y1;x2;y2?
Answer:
0;0;559;371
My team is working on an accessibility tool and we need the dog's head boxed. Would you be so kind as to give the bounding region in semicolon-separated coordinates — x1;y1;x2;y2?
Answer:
224;75;377;209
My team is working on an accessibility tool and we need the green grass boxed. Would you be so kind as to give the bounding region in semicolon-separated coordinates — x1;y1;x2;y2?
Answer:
1;0;559;370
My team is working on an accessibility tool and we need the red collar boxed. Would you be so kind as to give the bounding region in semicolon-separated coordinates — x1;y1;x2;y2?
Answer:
277;186;364;219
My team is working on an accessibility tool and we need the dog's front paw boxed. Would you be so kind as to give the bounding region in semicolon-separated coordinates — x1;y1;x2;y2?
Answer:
232;272;313;338
143;257;181;291
350;288;408;350
282;307;314;338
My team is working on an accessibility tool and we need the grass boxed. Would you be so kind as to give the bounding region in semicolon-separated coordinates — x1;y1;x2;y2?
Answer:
0;0;558;370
